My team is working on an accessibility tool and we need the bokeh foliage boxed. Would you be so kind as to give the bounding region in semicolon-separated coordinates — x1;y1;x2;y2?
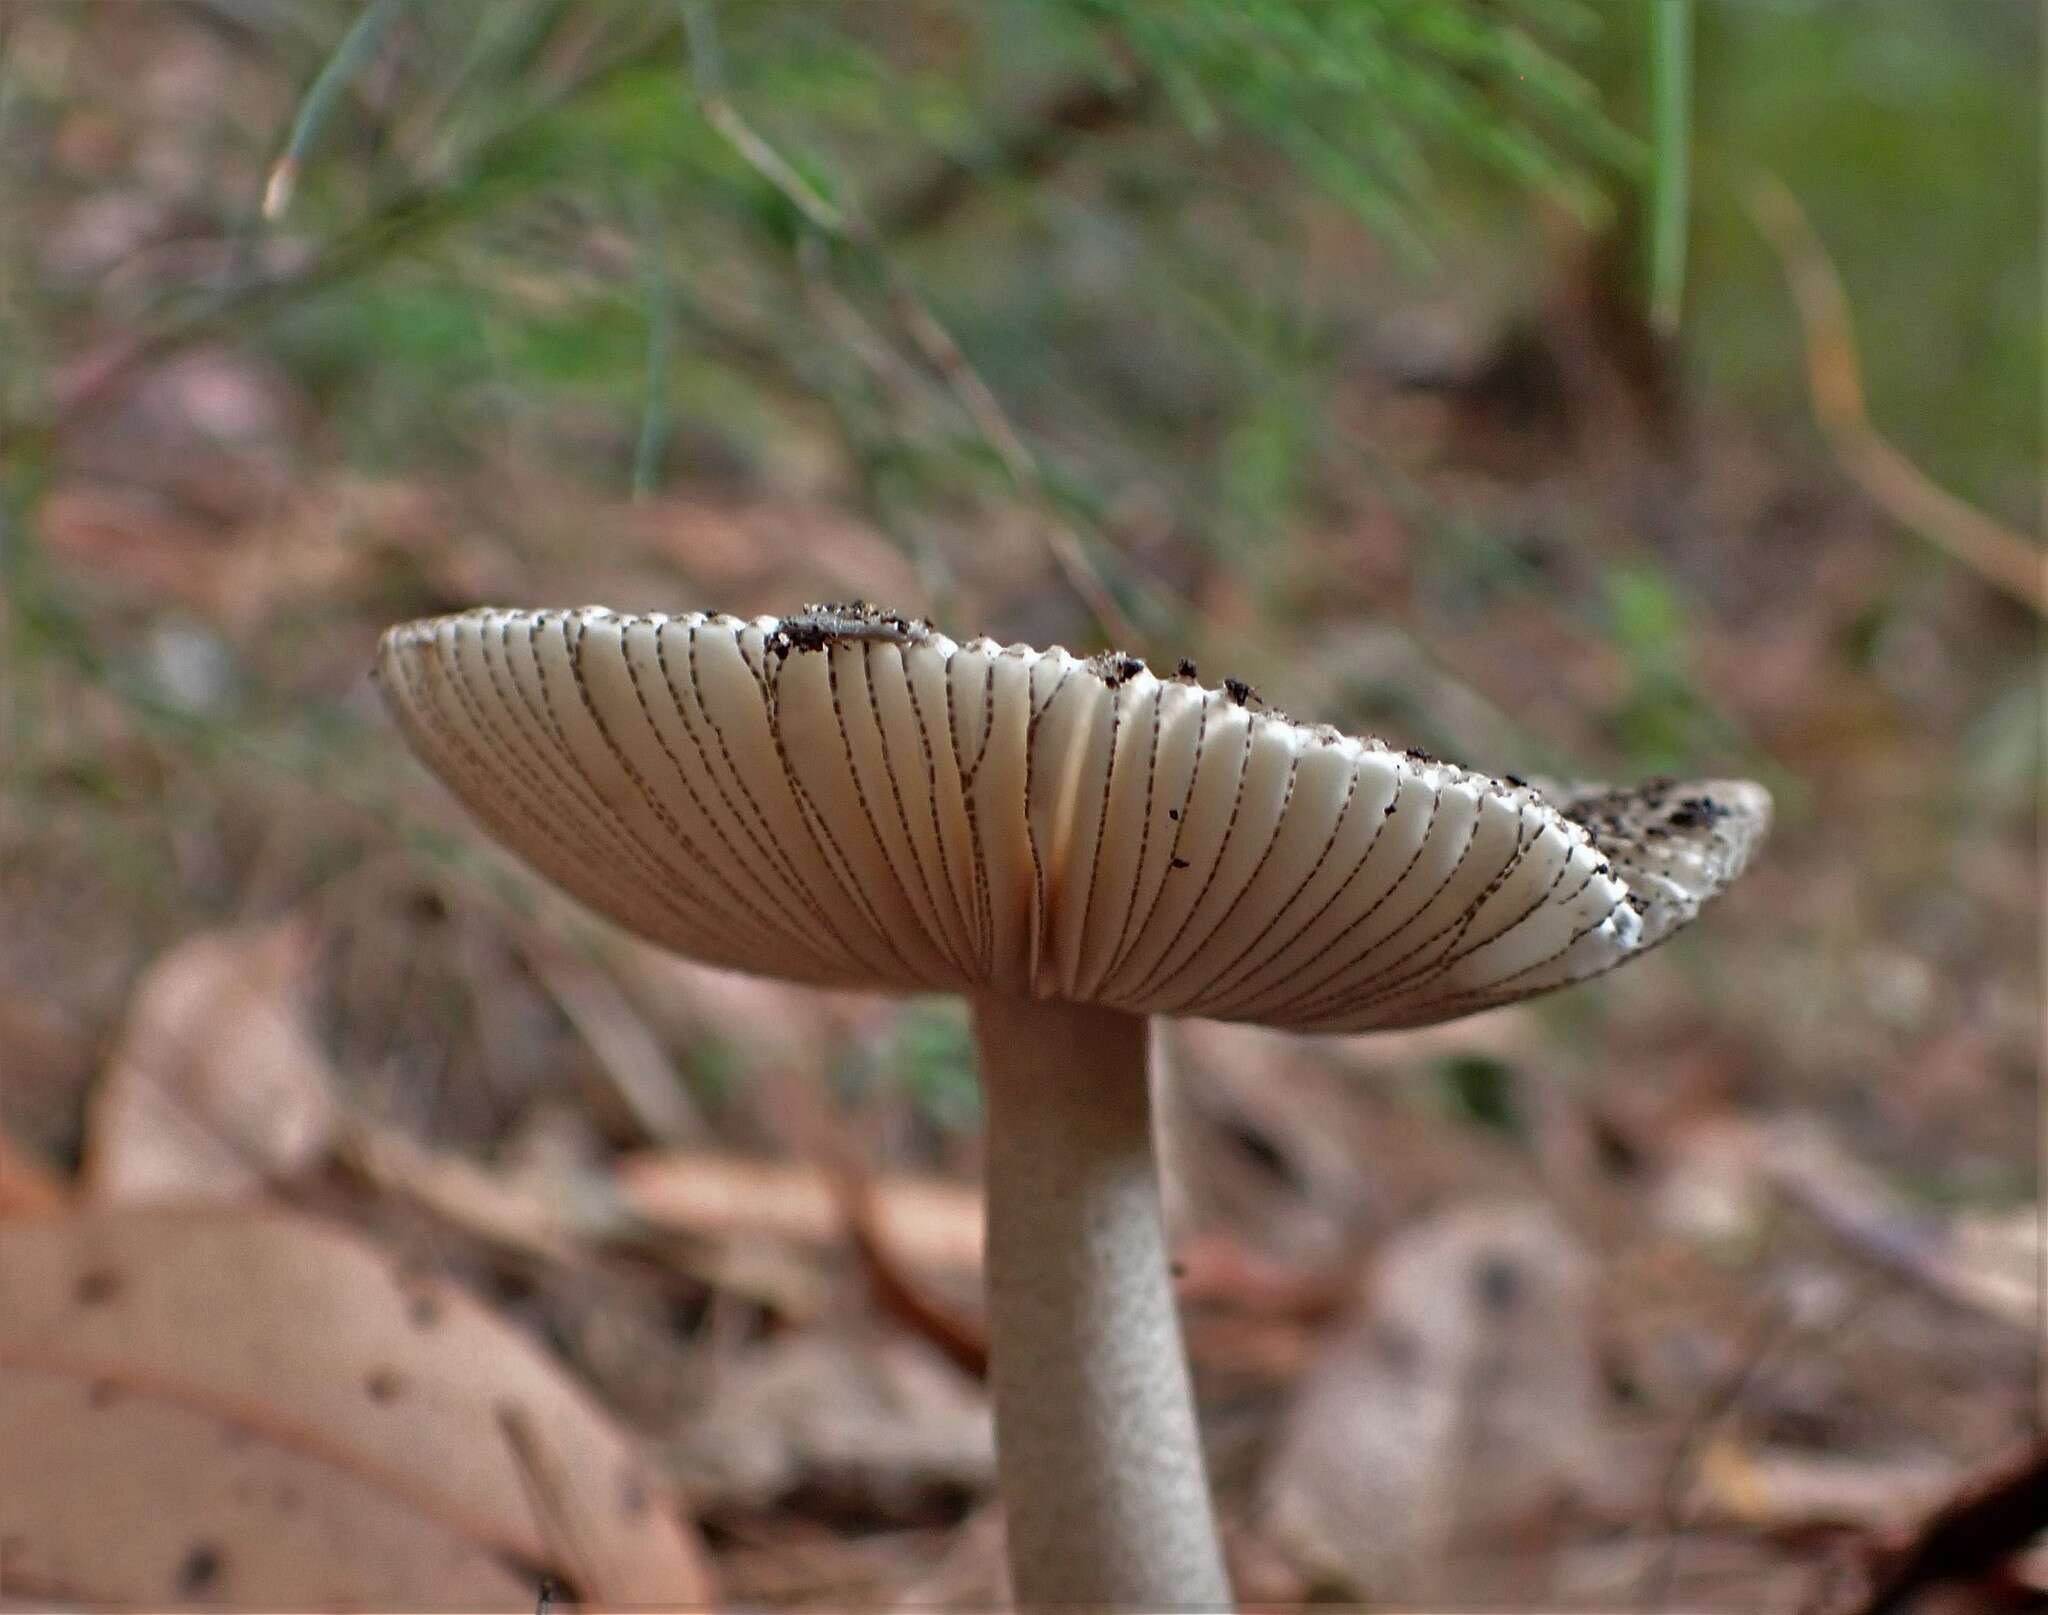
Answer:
0;1;2037;1163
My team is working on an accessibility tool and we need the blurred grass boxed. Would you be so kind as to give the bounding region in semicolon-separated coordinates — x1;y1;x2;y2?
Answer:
0;0;2036;1165
1644;0;1691;337
1685;1;2039;524
0;18;2034;1607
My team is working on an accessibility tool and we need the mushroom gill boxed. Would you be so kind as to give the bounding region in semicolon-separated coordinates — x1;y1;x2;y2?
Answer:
377;603;1769;1028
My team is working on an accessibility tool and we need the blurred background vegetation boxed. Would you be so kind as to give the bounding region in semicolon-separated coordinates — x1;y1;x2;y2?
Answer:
0;3;2039;1608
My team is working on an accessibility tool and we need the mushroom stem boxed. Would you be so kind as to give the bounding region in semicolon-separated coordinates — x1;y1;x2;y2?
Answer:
972;995;1231;1610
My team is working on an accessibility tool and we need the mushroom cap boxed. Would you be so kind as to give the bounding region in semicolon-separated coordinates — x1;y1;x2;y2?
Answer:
377;604;1768;1033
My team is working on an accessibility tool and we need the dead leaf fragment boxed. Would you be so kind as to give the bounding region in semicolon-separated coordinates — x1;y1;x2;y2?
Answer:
1;1367;532;1608
0;1126;68;1219
670;1331;992;1517
1261;1201;1606;1603
84;922;337;1202
339;1116;588;1267
0;1206;714;1608
618;1149;985;1272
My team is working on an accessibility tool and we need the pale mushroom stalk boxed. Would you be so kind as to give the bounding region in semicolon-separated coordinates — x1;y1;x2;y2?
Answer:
379;601;1770;1615
975;995;1228;1607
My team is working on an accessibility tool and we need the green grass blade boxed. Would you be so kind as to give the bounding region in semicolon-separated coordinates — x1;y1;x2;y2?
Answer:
1647;0;1694;337
266;0;411;220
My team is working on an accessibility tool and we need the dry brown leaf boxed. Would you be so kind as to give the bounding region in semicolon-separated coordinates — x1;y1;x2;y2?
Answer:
212;474;434;630
617;1149;984;1272
1;1367;531;1608
36;483;234;616
339;1117;590;1266
0;1205;714;1609
0;1125;68;1219
83;922;338;1203
669;1331;992;1516
1260;1202;1607;1604
836;1161;991;1378
39;475;388;637
341;1119;835;1318
0;989;96;1110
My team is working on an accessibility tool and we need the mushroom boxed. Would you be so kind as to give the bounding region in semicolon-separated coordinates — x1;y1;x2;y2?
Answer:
376;602;1769;1609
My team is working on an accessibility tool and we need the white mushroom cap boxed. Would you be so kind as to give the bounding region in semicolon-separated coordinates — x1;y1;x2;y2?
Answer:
377;604;1768;1033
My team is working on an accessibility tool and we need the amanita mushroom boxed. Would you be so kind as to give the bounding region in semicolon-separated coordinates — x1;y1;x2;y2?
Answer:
377;602;1768;1609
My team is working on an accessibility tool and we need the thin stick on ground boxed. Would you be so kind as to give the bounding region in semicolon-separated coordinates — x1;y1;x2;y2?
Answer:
765;1070;993;1379
1745;172;2046;617
1850;1437;2048;1615
1639;1292;1794;1609
496;1402;601;1604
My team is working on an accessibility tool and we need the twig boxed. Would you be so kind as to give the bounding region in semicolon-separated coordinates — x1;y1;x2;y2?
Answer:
1745;172;2046;616
678;4;1141;647
1852;1437;2048;1615
517;926;704;1147
833;1162;991;1380
1638;1292;1795;1609
792;234;956;435
41;183;471;441
1761;1133;2035;1333
497;1402;601;1605
37;20;690;445
338;1113;589;1266
763;1072;993;1377
389;0;554;177
878;74;1153;240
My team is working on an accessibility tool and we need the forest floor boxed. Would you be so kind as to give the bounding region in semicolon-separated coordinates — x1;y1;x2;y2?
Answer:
1;7;2039;1611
